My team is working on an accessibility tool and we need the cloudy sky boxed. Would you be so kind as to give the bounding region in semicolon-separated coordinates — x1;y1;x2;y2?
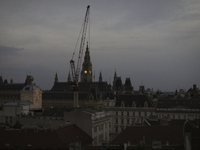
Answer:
0;0;200;92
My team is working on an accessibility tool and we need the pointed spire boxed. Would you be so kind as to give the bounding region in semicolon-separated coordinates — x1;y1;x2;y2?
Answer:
99;71;102;82
86;42;89;51
54;72;58;83
114;70;117;83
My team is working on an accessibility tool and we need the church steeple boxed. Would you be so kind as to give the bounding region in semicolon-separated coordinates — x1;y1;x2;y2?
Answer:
113;71;117;90
54;73;58;83
99;72;102;82
81;42;92;82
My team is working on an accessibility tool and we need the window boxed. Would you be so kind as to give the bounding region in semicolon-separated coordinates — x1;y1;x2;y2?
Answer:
115;127;118;132
121;112;123;116
116;119;118;124
5;143;10;147
37;143;42;148
27;143;32;147
94;126;97;132
94;137;97;145
99;134;103;143
116;112;118;116
99;124;103;130
46;143;51;148
57;143;61;148
10;117;12;123
127;119;129;124
15;143;20;147
127;112;129;116
121;119;124;124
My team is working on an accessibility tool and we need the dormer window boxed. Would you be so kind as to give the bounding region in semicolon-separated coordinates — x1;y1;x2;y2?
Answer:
89;94;94;101
144;101;148;107
132;101;136;107
121;101;125;107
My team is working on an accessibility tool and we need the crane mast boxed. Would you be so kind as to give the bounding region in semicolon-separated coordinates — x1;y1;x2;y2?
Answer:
70;5;90;108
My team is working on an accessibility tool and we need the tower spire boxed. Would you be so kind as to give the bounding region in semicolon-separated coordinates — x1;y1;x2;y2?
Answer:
54;72;58;83
68;72;71;82
99;71;102;82
81;41;92;82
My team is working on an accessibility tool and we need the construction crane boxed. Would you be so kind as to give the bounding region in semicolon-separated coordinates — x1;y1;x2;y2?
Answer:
70;5;90;107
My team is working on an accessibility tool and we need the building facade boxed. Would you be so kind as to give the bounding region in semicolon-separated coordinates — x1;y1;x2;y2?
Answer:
64;108;110;146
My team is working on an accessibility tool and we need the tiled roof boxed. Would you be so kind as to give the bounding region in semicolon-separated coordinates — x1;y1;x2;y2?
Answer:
43;81;113;100
0;75;37;91
124;78;132;87
114;77;123;89
115;94;154;107
51;82;110;92
156;99;200;109
0;124;92;149
0;83;25;91
109;125;183;146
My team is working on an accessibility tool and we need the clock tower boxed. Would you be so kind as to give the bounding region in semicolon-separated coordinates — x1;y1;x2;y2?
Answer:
81;43;92;82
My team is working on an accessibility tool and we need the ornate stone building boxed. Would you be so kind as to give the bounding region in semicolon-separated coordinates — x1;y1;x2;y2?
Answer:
0;75;33;106
42;45;114;109
20;76;42;111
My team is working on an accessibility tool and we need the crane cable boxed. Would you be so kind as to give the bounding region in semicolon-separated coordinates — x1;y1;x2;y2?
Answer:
71;20;84;61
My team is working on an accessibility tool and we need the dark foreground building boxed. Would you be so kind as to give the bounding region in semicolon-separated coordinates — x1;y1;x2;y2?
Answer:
0;124;93;149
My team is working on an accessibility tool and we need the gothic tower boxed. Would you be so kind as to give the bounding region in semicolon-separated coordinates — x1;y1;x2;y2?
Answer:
81;43;92;82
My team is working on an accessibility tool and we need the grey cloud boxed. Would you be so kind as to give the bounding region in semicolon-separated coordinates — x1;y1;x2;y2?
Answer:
0;45;24;55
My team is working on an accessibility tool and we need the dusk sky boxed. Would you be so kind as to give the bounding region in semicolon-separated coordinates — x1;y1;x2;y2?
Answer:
1;0;200;92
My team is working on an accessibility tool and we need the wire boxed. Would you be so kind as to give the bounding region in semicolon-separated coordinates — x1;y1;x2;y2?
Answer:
71;21;84;60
